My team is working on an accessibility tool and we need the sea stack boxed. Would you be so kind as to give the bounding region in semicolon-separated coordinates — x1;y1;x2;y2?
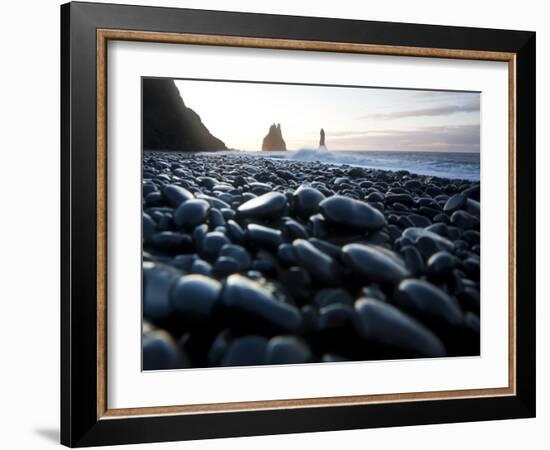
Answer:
319;128;327;150
262;123;287;151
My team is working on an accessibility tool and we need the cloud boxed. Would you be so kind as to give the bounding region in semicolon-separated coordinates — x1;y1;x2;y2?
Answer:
363;97;480;120
323;124;480;152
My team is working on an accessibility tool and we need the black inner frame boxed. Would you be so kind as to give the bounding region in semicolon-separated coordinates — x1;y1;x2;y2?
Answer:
61;2;535;447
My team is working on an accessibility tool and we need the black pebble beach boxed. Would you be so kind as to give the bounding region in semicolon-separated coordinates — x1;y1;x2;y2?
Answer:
142;151;480;370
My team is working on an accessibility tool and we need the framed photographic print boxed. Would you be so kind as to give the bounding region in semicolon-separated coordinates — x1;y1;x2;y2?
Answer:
60;1;536;447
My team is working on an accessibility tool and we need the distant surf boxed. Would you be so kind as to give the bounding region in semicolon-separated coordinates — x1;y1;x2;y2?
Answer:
255;149;480;181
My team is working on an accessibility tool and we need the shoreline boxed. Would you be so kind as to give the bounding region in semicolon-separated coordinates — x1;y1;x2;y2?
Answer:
144;149;480;183
142;151;481;370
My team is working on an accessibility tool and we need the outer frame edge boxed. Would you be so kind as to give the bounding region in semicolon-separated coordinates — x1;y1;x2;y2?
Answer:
62;2;536;446
60;2;72;447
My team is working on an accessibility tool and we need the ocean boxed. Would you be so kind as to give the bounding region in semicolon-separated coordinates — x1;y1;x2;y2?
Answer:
236;149;480;182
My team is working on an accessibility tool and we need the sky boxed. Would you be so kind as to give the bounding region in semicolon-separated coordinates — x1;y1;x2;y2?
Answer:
175;79;480;152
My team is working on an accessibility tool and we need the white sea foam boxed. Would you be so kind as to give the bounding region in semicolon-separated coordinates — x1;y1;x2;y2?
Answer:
214;149;480;181
277;149;479;181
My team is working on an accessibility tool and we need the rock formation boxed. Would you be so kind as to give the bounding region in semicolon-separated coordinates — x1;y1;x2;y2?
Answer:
319;128;327;150
262;123;287;151
142;78;227;151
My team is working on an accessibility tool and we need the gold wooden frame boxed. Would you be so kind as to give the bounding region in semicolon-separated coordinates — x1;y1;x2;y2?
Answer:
96;29;516;420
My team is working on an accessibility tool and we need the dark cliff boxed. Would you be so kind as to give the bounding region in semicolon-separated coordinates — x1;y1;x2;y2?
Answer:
262;123;287;151
142;78;227;151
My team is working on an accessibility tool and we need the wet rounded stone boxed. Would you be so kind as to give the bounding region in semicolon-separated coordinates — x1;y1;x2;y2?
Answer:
313;288;354;308
171;274;222;321
197;176;218;189
226;220;245;244
318;303;356;329
150;232;193;254
145;191;163;207
366;201;384;213
400;245;425;277
277;243;298;266
433;213;451;224
462;257;480;280
457;286;480;315
361;285;386;302
292;239;343;285
417;197;440;208
162;184;194;208
174;199;210;229
192;223;208;246
172;254;197;271
402;227;455;254
387;224;402;241
283;218;309;240
308;238;341;259
197;194;231;210
300;305;319;332
394;279;463;328
309;213;328;238
221;274;302;333
348;166;366;178
220;335;268;367
443;193;467;213
342;243;409;285
246;224;283;249
237;192;287;219
397;216;414;229
454;239;470;251
207;329;232;366
462;184;480;201
202;231;230;256
143;213;156;243
208;208;226;227
426;222;449;237
354;298;446;357
427;251;459;279
408;214;432;228
465;198;480;216
143;181;158;197
366;191;385;203
418;206;441;219
191;259;212;276
293;185;326;219
319;195;386;230
143;330;187;370
404;179;423;190
386;193;414;206
463;230;480;245
451;210;479;229
252;252;277;275
249;182;272;195
155;213;174;231
213;256;241;276
219;244;251;271
221;208;236;220
143;262;180;321
364;230;390;246
265;336;313;365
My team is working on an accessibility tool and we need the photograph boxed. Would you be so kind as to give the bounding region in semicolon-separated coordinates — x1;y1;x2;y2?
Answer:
57;2;537;445
141;77;481;370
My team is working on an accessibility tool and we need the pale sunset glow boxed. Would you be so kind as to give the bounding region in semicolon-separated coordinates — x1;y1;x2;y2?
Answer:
175;79;480;152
